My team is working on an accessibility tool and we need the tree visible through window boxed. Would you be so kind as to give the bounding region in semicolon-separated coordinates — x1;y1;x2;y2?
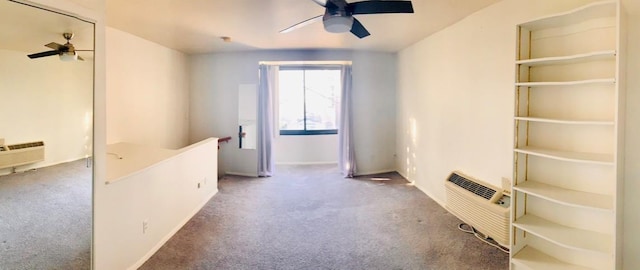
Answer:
278;67;341;135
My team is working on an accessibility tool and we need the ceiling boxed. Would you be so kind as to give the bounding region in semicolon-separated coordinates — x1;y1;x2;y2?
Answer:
626;0;640;15
0;0;94;58
105;0;501;54
2;0;637;57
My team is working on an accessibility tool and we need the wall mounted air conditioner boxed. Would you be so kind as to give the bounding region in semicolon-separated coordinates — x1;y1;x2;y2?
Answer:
444;171;510;247
0;141;45;170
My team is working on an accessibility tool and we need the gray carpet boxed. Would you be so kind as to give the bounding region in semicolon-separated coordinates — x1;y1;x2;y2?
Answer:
141;165;508;270
0;160;92;270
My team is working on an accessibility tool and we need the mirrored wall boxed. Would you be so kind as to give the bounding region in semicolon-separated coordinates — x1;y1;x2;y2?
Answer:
0;0;94;268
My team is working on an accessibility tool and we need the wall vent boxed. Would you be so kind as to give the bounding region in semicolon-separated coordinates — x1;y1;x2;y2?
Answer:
448;173;497;200
0;141;45;170
7;141;45;150
444;171;510;247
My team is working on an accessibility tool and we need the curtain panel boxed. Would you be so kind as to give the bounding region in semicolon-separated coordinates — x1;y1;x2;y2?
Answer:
257;64;278;177
338;65;356;177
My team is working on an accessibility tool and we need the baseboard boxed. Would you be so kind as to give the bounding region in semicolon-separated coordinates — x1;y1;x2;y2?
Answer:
354;169;396;176
396;170;447;208
0;156;89;176
129;188;219;270
225;171;258;177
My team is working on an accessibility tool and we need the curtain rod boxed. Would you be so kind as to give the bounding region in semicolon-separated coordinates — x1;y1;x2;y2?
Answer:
259;60;352;66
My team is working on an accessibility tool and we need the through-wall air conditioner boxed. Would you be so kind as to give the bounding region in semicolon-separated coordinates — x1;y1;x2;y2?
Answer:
444;171;510;247
0;141;45;170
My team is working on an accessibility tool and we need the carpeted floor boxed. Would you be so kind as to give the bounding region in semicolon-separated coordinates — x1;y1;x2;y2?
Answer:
141;165;508;270
0;160;92;270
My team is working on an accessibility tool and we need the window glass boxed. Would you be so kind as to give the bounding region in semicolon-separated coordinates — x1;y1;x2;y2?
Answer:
278;68;341;135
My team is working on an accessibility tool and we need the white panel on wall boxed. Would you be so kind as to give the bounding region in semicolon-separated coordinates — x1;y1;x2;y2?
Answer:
238;83;257;150
238;84;257;121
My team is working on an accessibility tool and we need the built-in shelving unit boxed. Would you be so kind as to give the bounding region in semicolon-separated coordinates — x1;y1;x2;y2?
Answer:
515;50;616;66
513;181;612;211
512;246;593;270
514;146;613;165
514;116;614;126
515;79;616;87
513;214;611;254
510;1;624;269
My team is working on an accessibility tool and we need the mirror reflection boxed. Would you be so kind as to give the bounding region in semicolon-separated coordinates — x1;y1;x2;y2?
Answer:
0;1;94;269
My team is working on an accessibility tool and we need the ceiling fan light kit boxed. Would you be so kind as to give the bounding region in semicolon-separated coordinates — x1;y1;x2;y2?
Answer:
323;15;354;33
281;0;414;38
59;51;78;61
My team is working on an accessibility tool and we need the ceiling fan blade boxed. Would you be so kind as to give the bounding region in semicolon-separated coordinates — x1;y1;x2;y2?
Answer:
45;42;65;50
350;18;370;38
348;1;414;15
310;0;327;7
27;50;59;59
280;15;323;33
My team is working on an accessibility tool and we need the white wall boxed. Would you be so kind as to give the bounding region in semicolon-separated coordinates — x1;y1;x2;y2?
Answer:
96;139;218;270
397;0;638;269
624;11;640;270
274;135;338;165
395;0;599;205
0;49;93;174
190;50;397;176
106;27;190;149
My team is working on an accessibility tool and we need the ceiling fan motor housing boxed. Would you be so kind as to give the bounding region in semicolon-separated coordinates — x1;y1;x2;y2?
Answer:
62;32;74;40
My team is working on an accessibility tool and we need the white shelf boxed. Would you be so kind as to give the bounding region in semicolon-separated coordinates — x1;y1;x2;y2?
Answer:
520;1;616;31
515;78;615;87
513;181;612;211
513;215;612;254
512;246;595;270
514;117;614;126
517;50;616;66
514;146;614;165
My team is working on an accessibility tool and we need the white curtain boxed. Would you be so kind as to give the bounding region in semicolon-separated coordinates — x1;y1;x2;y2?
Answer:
257;65;278;177
338;65;356;177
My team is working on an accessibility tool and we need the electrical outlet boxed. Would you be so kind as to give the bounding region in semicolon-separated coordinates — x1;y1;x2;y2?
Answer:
142;220;148;234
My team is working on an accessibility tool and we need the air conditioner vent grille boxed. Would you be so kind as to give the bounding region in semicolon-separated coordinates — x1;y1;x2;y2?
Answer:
447;173;496;200
7;141;44;150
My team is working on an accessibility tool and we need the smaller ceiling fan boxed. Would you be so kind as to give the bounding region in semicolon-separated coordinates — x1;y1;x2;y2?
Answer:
280;0;414;38
27;33;92;61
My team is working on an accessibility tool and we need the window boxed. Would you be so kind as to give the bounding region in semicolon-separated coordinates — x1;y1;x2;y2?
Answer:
278;66;341;135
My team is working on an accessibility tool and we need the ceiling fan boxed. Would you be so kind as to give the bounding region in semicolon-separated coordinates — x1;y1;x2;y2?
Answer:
27;33;92;61
280;0;414;38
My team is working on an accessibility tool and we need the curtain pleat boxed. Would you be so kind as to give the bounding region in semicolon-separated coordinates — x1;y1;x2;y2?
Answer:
338;65;356;177
257;65;278;177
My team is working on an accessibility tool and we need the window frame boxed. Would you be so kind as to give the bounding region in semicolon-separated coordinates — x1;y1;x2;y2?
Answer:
278;65;342;136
